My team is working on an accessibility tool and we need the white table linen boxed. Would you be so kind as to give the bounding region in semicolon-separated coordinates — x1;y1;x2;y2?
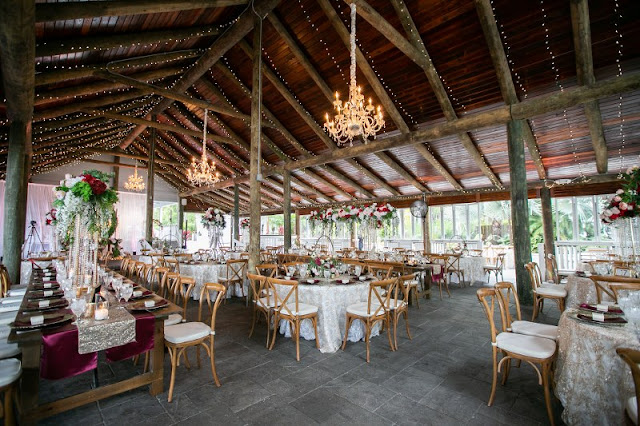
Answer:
273;278;380;353
555;309;640;425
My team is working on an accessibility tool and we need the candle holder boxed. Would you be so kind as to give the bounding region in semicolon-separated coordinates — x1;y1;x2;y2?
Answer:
95;301;109;321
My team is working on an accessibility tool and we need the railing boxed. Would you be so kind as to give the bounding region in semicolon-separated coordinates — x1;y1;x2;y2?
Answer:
537;241;617;276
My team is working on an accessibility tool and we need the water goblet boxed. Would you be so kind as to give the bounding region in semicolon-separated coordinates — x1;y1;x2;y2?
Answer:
70;297;87;322
120;283;134;303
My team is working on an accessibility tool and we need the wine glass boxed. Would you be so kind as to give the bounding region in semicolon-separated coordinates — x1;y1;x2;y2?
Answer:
120;283;133;302
70;297;87;322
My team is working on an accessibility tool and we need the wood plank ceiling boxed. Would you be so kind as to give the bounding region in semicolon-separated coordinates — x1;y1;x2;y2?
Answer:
1;0;639;213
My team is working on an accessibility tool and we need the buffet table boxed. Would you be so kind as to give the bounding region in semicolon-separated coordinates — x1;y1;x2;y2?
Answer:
555;309;640;425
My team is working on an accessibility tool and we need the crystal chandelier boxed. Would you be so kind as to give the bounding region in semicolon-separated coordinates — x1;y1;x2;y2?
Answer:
124;161;145;192
324;2;384;146
187;109;221;186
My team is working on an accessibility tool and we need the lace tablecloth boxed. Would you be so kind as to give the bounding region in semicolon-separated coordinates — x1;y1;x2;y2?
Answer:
274;278;380;353
177;263;247;300
454;256;485;285
565;274;614;308
555;309;640;425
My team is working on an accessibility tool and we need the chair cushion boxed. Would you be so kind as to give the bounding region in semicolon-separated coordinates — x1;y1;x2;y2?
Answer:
0;358;21;387
627;396;638;426
495;332;556;359
164;322;211;344
511;320;559;341
256;297;279;309
276;303;318;317
346;301;384;317
535;286;567;297
541;281;566;289
0;341;20;359
164;314;183;326
387;298;407;310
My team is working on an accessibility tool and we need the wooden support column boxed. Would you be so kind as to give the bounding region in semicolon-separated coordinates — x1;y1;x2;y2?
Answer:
540;187;555;280
248;14;263;275
178;197;185;233
295;210;301;247
112;156;120;190
4;121;32;282
283;171;292;252
423;215;431;253
233;185;240;247
145;117;157;242
507;120;533;304
1;0;35;284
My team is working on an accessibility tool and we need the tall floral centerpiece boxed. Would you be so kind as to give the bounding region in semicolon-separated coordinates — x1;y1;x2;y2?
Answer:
601;165;640;262
45;208;59;252
202;207;226;251
239;218;250;246
53;170;118;287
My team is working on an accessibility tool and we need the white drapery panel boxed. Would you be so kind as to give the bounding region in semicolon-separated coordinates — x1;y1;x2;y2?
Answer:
114;191;146;254
0;182;147;257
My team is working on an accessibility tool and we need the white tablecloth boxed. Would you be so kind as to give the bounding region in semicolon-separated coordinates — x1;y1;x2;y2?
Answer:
178;263;247;300
274;278;381;353
565;274;614;308
446;256;485;285
555;309;640;425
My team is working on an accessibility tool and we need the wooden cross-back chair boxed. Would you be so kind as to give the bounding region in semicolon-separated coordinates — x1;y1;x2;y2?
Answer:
476;287;557;426
267;277;319;361
164;258;180;274
445;253;465;287
219;259;248;302
392;274;415;349
247;273;275;348
525;262;566;321
484;253;506;284
255;263;278;278
168;275;196;319
616;347;640;425
429;255;450;300
365;262;393;280
589;275;640;304
342;278;397;363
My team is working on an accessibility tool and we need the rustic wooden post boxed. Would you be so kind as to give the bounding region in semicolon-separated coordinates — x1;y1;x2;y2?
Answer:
283;171;292;252
540;187;556;280
178;197;185;248
507;120;533;304
423;215;431;253
112;156;120;190
295;209;301;247
248;14;263;275
145;117;156;243
233;185;240;247
1;0;35;284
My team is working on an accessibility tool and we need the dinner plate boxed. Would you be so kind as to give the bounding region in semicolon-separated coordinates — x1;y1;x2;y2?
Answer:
574;312;627;326
28;289;64;300
10;313;73;330
128;298;169;311
23;298;68;312
578;303;623;315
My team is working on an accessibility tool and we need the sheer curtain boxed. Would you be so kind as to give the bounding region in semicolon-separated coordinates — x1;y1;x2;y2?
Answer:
114;191;147;253
0;182;148;257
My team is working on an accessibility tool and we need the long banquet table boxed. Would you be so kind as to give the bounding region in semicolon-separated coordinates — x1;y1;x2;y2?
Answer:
8;269;181;424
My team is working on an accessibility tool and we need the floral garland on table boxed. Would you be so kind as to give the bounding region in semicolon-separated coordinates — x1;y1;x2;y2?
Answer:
601;165;640;224
201;207;226;229
309;203;398;231
240;218;250;230
52;170;118;243
45;208;57;226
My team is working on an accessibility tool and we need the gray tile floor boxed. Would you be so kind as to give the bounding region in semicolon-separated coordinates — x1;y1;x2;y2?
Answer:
38;272;564;425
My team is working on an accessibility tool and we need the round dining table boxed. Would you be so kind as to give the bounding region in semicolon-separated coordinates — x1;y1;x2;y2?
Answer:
555;309;640;425
565;274;615;308
274;276;380;353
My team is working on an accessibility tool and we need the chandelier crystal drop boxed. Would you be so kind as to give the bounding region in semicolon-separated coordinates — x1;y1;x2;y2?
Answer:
187;109;221;186
324;2;384;146
124;161;145;192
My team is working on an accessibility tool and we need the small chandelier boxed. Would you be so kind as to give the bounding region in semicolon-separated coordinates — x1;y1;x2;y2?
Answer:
187;109;221;186
324;2;384;146
124;161;145;192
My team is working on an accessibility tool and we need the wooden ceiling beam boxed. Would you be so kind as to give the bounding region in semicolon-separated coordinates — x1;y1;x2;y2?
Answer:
300;169;354;200
85;108;239;146
344;158;400;196
317;165;374;198
33;125;130;155
474;0;546;180
349;0;500;188
375;151;429;193
84;149;184;167
36;50;201;87
37;26;218;58
569;0;608;174
36;1;248;22
179;71;640;197
118;0;281;149
34;89;150;121
36;66;183;106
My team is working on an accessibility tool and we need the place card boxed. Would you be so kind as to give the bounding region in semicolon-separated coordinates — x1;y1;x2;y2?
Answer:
133;290;143;298
43;290;53;297
44;283;53;289
592;312;605;322
38;300;50;308
30;315;44;325
596;304;609;312
144;300;156;308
